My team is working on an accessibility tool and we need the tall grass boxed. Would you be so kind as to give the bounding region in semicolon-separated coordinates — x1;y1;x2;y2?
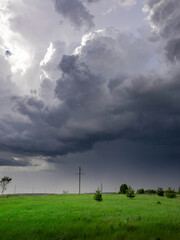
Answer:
0;194;179;240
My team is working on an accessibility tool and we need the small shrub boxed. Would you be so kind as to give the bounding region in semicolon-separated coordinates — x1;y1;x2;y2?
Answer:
157;187;164;196
126;186;135;199
157;201;161;205
93;188;102;201
165;187;176;198
136;188;144;194
119;184;128;194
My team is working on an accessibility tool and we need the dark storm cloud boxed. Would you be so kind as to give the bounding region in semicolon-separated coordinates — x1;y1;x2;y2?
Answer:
0;156;30;167
0;26;179;161
0;0;180;167
53;0;94;30
0;29;153;157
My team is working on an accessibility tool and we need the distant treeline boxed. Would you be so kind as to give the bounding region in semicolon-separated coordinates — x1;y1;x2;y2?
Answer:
137;189;156;194
118;184;179;198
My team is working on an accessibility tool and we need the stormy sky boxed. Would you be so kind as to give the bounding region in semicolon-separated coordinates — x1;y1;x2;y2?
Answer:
0;0;179;193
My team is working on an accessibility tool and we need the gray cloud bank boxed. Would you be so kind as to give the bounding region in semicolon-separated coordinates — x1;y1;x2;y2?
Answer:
0;157;28;167
0;0;180;167
53;0;95;30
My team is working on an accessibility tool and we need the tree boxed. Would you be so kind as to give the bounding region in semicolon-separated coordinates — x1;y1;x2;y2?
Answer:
144;189;156;194
119;184;128;194
93;188;102;201
126;186;135;199
0;176;12;195
156;187;164;196
165;187;176;198
178;187;180;194
136;188;144;194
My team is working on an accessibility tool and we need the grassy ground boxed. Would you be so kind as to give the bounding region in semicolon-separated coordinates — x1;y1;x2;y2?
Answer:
0;194;179;240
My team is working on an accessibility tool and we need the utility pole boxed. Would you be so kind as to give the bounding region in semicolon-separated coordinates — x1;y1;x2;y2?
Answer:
79;167;81;194
76;166;84;194
100;183;103;193
14;185;16;195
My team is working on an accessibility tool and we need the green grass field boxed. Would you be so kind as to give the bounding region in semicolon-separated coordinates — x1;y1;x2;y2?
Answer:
0;194;179;240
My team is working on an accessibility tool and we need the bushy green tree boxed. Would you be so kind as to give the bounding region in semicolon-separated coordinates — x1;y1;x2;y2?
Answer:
165;187;176;198
126;186;135;199
137;188;144;194
156;187;164;196
0;176;12;195
93;188;102;201
119;184;128;194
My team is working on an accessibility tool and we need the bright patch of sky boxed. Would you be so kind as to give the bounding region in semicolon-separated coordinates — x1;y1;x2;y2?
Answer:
0;0;32;76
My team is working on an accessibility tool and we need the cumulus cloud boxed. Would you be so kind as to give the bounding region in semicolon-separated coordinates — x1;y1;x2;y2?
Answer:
0;22;179;162
52;0;94;30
